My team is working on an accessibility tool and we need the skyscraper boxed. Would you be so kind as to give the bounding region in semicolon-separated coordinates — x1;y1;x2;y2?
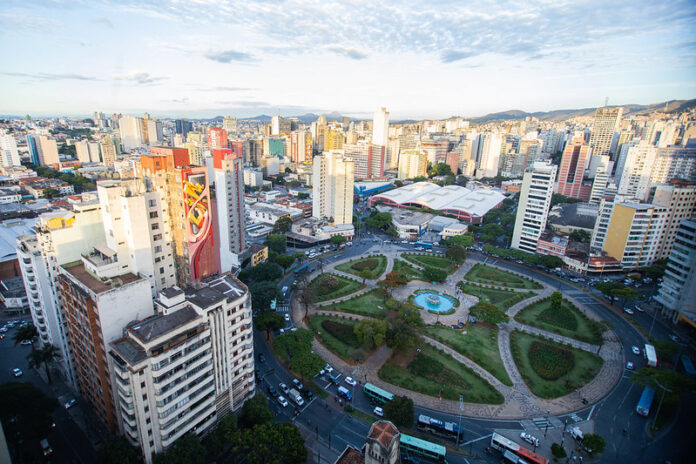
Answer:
511;162;557;253
603;202;666;268
557;142;592;200
372;107;389;147
589;107;623;158
312;150;354;225
207;127;228;149
119;115;145;152
651;180;696;259
39;135;59;165
26;134;40;165
214;149;247;270
0;131;20;167
398;150;427;179
99;135;117;167
222;116;237;136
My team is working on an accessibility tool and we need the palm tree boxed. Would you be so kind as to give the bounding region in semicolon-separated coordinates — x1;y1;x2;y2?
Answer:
27;344;58;384
12;324;38;346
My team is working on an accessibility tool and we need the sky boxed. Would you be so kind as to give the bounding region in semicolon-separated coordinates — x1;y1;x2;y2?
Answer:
1;0;695;120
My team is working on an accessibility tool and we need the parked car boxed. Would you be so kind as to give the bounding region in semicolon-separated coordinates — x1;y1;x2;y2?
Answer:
344;376;357;386
324;364;334;374
12;368;22;377
626;362;634;370
20;339;32;346
304;390;315;401
258;353;266;363
520;432;540;447
277;396;289;408
64;399;76;409
624;308;634;315
279;383;289;394
373;406;384;417
632;346;641;355
284;314;290;322
292;378;304;390
267;385;278;397
669;335;681;343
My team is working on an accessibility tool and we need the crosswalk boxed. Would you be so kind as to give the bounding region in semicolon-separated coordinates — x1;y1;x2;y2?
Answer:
531;417;552;429
276;304;290;313
569;413;583;423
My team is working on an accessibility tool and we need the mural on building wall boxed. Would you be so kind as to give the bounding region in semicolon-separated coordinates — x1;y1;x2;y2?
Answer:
181;168;217;282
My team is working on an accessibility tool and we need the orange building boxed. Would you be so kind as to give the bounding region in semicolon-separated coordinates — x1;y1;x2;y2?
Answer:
207;127;228;149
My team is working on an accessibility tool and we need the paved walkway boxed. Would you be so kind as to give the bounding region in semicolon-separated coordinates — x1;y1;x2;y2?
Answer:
290;251;623;419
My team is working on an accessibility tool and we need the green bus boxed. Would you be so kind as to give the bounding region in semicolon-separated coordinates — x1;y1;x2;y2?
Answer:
363;383;394;404
400;433;447;463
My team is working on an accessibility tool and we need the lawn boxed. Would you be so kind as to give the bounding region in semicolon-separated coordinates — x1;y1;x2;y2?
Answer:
308;315;367;361
392;259;422;281
510;330;603;399
458;282;535;310
308;273;365;302
514;298;603;344
465;263;543;289
336;255;388;279
324;289;388;318
425;325;512;386
378;345;504;404
402;253;458;274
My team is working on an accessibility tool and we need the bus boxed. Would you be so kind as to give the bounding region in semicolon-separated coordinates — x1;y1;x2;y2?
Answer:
490;433;549;464
414;241;433;250
644;344;657;368
294;264;308;274
417;414;462;443
636;387;656;417
363;383;394;404
400;433;446;463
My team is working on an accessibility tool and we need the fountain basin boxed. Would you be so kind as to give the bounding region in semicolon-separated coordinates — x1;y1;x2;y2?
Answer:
413;292;455;313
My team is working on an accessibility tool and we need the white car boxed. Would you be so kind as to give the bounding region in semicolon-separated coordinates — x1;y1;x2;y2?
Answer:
344;377;357;386
632;346;641;355
279;383;289;394
324;364;334;374
64;399;76;409
373;406;384;417
626;362;634;370
277;395;289;408
12;368;22;377
520;432;540;447
624;308;634;315
284;314;290;322
20;339;32;346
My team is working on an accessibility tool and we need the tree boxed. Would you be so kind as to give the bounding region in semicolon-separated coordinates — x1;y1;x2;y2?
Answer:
238;262;283;284
581;433;606;454
569;229;591;243
539;254;564;269
479;223;505;243
42;188;61;198
297;192;310;200
386;304;424;350
234;422;307;464
551;443;567;458
413;175;427;182
363;212;393;232
12;324;38;346
153;433;205;464
353;319;388;348
265;234;287;253
630;368;696;405
445;234;474;248
95;437;141;464
551;193;582;208
394;180;404;187
383;395;414;428
381;271;408;293
254;312;285;340
359;268;374;284
27;344;59;384
611;286;642;308
249;281;281;311
239;394;274;428
445;245;466;263
202;413;238;459
273;253;295;271
285;167;293;174
330;235;347;246
298;284;316;318
272;216;293;233
428;162;453;178
645;258;668;278
595;281;625;304
550;291;562;311
470;302;509;324
422;266;447;283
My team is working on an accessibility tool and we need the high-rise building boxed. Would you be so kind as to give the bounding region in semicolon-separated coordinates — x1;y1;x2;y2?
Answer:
602;202;666;268
588;166;610;205
109;273;254;462
324;128;345;151
0;132;20;167
511;162;557;253
344;142;385;180
213;149;247;271
242;139;263;166
290;131;312;163
397;150;427;180
119;116;145;152
557;143;592;200
58;261;153;432
100;135;118;167
175;119;192;137
372;107;389;148
475;132;503;178
26;134;40;165
589;107;623;158
271;115;291;136
207;127;228;149
75;140;91;164
312;150;354;225
655;219;696;324
39;135;59;166
651;180;696;259
222;116;237;136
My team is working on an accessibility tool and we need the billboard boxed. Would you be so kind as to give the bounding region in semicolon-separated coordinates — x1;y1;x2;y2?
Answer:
182;168;218;282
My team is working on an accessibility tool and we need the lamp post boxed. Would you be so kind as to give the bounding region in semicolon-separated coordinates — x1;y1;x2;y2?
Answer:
457;395;464;447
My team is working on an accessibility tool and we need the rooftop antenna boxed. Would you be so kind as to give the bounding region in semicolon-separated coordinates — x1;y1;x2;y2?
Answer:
604;97;609;107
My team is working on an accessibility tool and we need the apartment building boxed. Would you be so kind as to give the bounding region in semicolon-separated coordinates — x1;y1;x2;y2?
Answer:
213;149;247;271
511;162;557;253
651;180;696;259
312;150;354;226
655;220;696;324
603;202;667;269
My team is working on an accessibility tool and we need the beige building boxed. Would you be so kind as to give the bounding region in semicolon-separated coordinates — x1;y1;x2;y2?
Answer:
589;107;622;158
397;150;427;180
39;135;59;165
603;202;666;269
511;162;557;253
312;150;354;225
651;180;696;259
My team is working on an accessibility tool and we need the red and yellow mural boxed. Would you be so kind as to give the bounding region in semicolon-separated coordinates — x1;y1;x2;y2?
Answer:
181;168;218;282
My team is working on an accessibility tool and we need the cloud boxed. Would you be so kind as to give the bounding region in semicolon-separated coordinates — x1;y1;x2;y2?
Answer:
325;45;368;60
91;17;113;28
205;50;255;63
441;50;477;63
112;72;168;84
195;86;257;92
0;71;99;81
216;100;270;107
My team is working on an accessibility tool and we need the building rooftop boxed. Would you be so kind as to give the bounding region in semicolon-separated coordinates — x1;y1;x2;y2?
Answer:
111;337;147;365
205;273;246;300
368;420;399;449
129;306;200;343
333;447;364;464
548;202;598;230
0;218;36;262
160;286;184;299
61;261;142;295
0;276;27;297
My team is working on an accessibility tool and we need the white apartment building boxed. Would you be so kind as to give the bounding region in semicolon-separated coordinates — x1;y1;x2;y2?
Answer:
655;220;696;324
243;168;264;188
215;156;247;271
0;132;20;167
651;180;696;259
397;150;427;180
312;150;354;226
475;132;503;179
511;162;557;253
119;115;145;152
39;135;59;166
372;107;389;148
589;107;623;158
109;274;254;462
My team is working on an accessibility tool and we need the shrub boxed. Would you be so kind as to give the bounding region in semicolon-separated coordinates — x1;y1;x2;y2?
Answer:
321;319;360;347
318;275;340;293
528;341;574;380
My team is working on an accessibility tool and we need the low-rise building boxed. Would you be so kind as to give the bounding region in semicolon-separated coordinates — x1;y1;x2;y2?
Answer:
19;177;75;198
536;234;568;257
249;243;268;266
0;276;29;315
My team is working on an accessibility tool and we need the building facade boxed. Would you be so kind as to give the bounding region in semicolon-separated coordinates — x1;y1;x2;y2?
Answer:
511;162;557;253
312;151;354;226
214;150;247;271
602;202;666;268
655;220;696;324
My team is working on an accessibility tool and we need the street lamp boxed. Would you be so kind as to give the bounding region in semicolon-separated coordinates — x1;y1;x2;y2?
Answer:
457;395;463;447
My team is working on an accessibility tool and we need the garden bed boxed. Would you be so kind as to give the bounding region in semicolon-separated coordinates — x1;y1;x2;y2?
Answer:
324;289;388;318
465;263;543;289
514;297;603;345
308;273;365;302
335;255;388;279
402;253;458;274
458;282;535;310
308;315;367;362
392;259;423;281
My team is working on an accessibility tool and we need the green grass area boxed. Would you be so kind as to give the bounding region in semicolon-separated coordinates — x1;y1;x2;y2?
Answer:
514;297;602;344
425;325;512;386
510;330;603;399
308;315;367;361
308;273;365;302
305;380;329;399
458;282;536;310
402;253;458;274
336;255;388;279
392;259;423;281
345;405;377;425
324;289;388;318
378;345;503;404
465;263;543;289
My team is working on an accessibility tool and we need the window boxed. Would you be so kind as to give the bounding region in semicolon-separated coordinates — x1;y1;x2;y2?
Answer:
159;267;165;274
153;234;162;241
148;199;156;207
151;223;159;230
154;245;162;253
149;211;158;219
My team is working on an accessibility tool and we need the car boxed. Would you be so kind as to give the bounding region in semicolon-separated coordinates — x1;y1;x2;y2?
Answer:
520;432;540;447
292;280;298;286
324;364;334;374
267;385;278;397
632;346;641;355
258;353;266;363
344;377;357;386
626;362;634;370
277;396;289;408
304;390;314;401
279;383;289;394
373;406;384;417
635;306;645;312
64;399;76;409
20;339;32;345
40;438;53;456
284;314;290;322
12;368;22;377
256;368;263;380
624;308;634;315
326;374;339;385
669;335;680;343
292;378;304;390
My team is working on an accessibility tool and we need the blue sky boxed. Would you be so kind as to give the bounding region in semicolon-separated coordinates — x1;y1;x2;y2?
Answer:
1;0;695;119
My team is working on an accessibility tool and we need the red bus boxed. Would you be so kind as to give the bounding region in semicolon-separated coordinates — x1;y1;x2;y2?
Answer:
491;432;549;464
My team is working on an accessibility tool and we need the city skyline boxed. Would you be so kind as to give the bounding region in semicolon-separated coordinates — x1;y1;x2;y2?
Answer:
1;0;695;119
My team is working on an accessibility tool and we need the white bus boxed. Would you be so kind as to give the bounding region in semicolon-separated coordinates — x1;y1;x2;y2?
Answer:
644;344;657;368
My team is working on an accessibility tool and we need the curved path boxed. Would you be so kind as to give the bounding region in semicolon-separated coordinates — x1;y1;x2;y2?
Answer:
292;247;623;419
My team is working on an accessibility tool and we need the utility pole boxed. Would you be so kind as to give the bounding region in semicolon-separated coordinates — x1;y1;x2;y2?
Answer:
457;395;464;447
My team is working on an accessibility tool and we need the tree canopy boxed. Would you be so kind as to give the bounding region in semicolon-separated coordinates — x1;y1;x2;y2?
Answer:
422;266;447;283
239;262;283;284
234;422;307;464
330;235;347;245
383;395;414;428
272;253;296;271
444;234;474;248
95;437;141;464
630;368;696;404
249;281;281;311
428;162;453;178
386;304;424;350
240;395;275;428
272;216;293;233
354;319;388;348
153;434;205;464
265;234;287;254
445;245;467;263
